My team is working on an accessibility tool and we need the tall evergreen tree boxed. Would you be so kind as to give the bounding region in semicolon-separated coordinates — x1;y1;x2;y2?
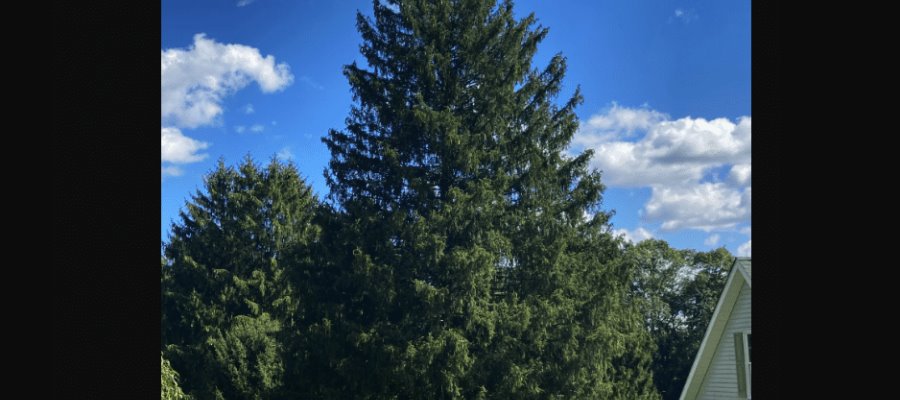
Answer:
161;158;320;400
323;0;659;398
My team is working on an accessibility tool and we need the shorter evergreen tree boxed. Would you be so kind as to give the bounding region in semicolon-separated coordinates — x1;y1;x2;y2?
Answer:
161;157;320;399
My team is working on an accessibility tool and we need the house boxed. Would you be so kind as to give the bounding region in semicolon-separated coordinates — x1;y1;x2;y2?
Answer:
679;257;751;400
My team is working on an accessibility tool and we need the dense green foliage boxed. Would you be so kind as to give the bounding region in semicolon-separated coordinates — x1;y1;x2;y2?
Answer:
162;353;189;400
624;240;732;400
161;1;732;398
318;0;658;397
162;158;320;399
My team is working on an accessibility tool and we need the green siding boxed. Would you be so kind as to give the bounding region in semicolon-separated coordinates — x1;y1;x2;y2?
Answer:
696;283;752;399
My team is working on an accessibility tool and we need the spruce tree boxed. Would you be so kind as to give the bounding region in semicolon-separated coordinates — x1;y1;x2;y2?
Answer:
323;0;659;398
161;158;320;400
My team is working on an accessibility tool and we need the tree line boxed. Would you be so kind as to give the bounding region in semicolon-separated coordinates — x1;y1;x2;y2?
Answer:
161;1;733;398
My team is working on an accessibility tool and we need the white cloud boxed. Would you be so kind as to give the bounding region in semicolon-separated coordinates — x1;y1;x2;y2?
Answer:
161;33;293;129
298;75;324;90
584;141;705;187
573;103;667;147
161;166;183;177
250;124;265;133
161;127;209;164
575;115;751;187
729;163;751;187
237;0;256;7
737;240;752;256
613;227;654;244
704;234;720;246
673;9;698;24
160;34;293;178
235;125;246;133
644;117;750;164
740;226;751;236
276;147;294;161
573;104;751;234
645;183;750;232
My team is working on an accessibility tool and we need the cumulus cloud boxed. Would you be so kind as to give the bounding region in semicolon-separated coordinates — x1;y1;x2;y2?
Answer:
737;240;751;256
704;234;720;246
645;184;751;232
573;104;751;234
575;115;751;187
572;103;666;146
729;163;751;187
161;127;209;164
250;124;265;133
237;0;256;8
582;140;704;187
160;34;293;177
161;33;293;128
613;227;654;244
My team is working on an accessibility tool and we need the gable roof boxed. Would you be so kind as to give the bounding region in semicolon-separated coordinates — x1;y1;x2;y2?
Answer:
679;257;751;400
734;257;751;285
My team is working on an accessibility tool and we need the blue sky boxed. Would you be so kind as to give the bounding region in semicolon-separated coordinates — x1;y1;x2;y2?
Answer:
162;0;751;255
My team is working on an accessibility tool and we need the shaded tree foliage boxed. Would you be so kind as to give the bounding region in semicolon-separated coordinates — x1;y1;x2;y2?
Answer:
624;240;732;400
162;353;189;400
162;158;320;399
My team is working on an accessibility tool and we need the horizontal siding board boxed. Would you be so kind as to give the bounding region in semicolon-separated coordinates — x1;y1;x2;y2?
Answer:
697;284;751;399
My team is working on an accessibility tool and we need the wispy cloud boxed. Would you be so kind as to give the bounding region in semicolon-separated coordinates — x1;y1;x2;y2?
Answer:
243;104;255;114
237;0;257;7
276;147;294;161
161;166;184;178
299;75;324;90
672;8;699;24
235;124;265;134
737;240;751;256
572;104;751;233
704;234;720;246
